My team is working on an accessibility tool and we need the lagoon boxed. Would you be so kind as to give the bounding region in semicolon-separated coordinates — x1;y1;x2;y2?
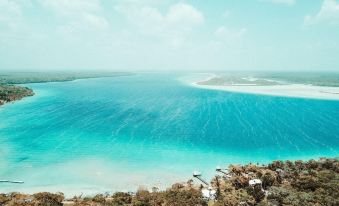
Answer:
0;73;338;195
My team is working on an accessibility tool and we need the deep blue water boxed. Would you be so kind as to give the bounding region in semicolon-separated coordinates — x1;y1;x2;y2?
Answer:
0;73;338;194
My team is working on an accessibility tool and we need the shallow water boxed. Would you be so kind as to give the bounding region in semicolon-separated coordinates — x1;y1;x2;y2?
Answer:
0;73;338;195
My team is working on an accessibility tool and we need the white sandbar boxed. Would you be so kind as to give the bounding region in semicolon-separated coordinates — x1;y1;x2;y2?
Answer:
192;78;339;101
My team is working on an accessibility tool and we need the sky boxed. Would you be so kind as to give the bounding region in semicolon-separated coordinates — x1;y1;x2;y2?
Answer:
0;0;339;72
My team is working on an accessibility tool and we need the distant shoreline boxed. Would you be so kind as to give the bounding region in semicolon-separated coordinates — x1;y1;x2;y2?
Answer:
0;72;133;106
192;74;339;101
0;85;34;106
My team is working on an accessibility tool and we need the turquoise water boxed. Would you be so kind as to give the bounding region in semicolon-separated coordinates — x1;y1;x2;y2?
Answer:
0;73;338;195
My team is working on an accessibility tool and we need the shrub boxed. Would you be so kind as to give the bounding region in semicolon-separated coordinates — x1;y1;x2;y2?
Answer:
32;192;64;206
111;192;132;205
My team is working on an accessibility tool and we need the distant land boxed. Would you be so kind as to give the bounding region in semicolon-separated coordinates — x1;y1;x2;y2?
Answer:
194;72;339;100
261;72;339;87
0;72;132;106
196;72;339;87
0;72;132;84
0;85;34;106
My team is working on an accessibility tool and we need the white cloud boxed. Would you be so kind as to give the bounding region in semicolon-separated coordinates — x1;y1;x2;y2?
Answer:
0;0;26;29
41;0;101;14
215;26;247;39
41;0;109;30
166;3;204;26
261;0;296;6
115;4;163;33
115;2;204;48
304;0;339;26
222;10;231;18
0;0;21;14
115;2;204;30
83;13;109;29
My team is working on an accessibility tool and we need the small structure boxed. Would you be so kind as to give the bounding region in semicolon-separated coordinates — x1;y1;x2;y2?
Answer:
201;186;216;200
216;166;232;179
216;166;229;174
193;171;201;177
249;179;262;187
193;172;217;200
0;180;24;184
192;171;209;186
61;201;75;206
152;186;159;193
276;168;285;176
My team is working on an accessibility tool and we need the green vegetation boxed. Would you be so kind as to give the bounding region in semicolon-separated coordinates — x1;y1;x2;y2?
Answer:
212;158;339;206
1;158;337;206
0;72;132;84
260;72;339;87
0;85;34;106
199;72;339;87
197;76;280;86
0;72;132;106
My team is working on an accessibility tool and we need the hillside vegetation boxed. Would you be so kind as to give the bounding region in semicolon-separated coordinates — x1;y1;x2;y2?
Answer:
0;158;337;206
0;72;132;106
0;72;132;84
0;85;34;106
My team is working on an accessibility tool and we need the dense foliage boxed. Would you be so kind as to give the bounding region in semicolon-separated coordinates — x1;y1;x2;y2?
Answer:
0;158;337;206
261;72;339;87
212;158;338;206
0;72;131;106
0;85;34;105
0;72;131;84
197;72;339;87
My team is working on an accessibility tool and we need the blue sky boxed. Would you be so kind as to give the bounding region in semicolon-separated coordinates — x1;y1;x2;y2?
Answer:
0;0;339;71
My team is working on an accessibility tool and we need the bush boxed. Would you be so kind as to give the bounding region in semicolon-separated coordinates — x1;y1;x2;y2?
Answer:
291;175;320;191
32;192;64;206
267;186;290;204
92;194;106;203
262;171;276;189
111;192;132;205
163;189;207;206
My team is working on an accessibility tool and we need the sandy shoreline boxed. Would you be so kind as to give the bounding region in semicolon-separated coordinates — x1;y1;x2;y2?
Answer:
191;75;339;101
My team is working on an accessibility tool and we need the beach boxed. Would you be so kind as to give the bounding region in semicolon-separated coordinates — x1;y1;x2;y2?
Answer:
192;74;339;101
